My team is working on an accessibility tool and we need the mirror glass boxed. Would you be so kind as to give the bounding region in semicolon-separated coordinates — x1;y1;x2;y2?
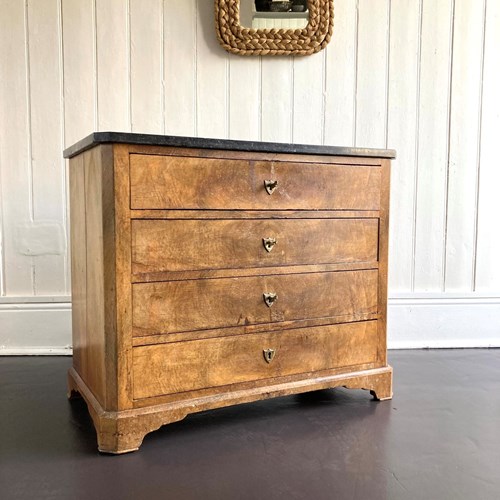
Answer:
239;0;309;30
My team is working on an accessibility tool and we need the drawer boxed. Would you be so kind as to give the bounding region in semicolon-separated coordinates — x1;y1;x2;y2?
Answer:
130;155;381;210
132;270;378;336
132;218;379;276
132;321;379;398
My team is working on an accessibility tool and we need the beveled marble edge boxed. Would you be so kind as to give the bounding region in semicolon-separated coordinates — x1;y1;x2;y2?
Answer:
63;132;397;159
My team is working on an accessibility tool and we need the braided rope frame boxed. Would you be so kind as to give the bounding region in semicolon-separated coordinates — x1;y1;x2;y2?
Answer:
215;0;334;56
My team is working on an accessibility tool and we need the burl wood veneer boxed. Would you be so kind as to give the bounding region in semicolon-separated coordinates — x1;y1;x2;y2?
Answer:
65;133;395;454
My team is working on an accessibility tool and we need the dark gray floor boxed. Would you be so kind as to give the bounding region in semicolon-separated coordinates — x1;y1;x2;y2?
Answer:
1;351;499;500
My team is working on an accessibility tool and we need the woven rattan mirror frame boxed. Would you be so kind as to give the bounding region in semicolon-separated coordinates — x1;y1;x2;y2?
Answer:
215;0;334;56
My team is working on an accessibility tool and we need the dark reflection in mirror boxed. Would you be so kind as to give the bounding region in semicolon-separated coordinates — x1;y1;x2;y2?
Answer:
240;0;309;29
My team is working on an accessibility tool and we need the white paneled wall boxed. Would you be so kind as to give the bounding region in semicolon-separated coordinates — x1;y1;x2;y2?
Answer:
0;0;499;352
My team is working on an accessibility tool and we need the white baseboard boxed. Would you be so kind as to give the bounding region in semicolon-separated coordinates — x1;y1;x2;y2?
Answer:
0;294;499;354
0;297;72;355
0;347;72;355
388;293;500;349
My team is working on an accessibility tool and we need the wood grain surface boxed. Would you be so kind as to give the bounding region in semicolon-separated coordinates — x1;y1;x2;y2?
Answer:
69;154;86;377
130;154;381;210
69;145;115;407
132;218;379;275
132;321;380;399
132;270;378;336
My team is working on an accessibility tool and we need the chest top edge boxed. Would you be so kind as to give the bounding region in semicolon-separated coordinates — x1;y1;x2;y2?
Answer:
63;132;397;160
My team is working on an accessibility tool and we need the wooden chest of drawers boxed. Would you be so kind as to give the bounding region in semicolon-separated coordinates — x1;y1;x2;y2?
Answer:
65;133;395;454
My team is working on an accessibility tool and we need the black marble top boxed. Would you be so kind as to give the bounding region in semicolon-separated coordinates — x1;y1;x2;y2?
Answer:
63;132;396;159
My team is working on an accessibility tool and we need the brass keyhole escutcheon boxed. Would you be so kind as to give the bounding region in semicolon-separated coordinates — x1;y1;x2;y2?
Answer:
263;348;276;364
264;179;278;195
263;237;277;253
263;292;278;307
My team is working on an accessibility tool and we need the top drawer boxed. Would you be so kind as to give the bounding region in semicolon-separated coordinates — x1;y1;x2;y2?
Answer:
130;154;381;211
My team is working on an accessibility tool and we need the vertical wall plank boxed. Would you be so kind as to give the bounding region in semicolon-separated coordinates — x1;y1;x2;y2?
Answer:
387;0;421;291
261;58;292;143
95;0;130;132
196;0;228;138
323;0;357;146
355;0;390;148
62;0;96;295
130;0;163;133
292;53;324;145
62;0;95;147
475;0;500;292
27;0;66;294
445;0;486;291
228;57;261;140
413;0;454;291
0;172;4;295
0;0;34;294
163;0;196;136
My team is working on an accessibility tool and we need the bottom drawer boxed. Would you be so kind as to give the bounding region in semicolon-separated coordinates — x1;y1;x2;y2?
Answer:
132;321;379;399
